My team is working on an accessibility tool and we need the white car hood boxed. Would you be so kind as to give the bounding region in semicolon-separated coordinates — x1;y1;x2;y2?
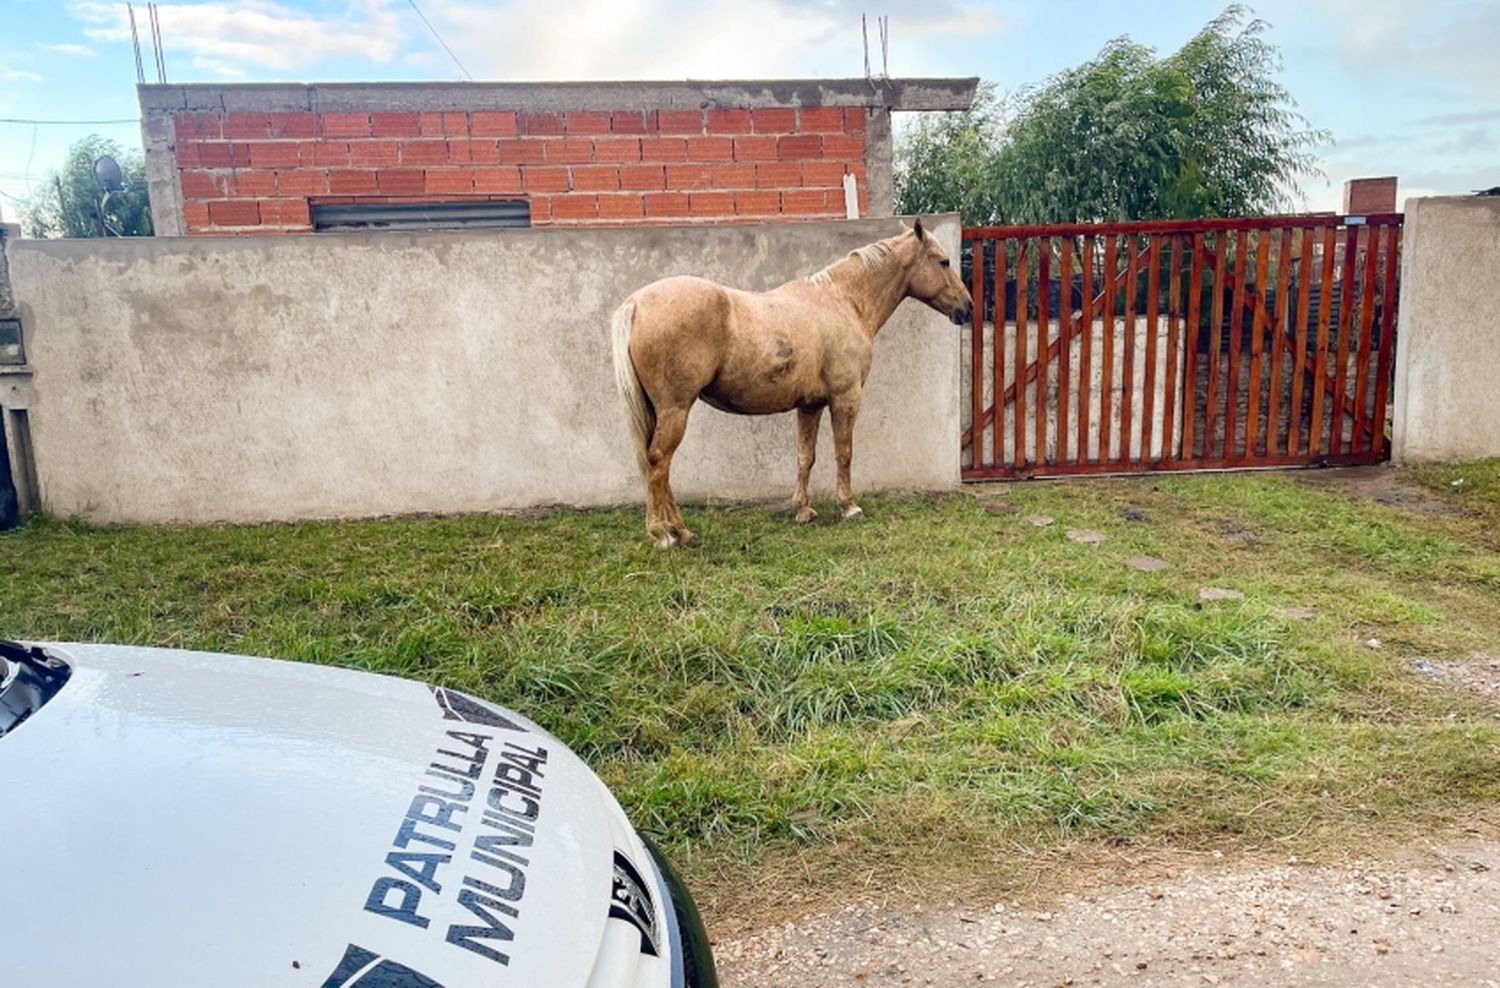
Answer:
2;643;653;988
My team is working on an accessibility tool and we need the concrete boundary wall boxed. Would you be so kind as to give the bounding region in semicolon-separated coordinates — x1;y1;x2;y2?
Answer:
4;216;961;525
1392;196;1500;464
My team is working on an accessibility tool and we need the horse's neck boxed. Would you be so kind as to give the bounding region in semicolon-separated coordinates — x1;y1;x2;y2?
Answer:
835;247;911;338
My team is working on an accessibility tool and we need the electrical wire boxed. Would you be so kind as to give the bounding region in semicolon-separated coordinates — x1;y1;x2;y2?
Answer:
406;0;473;81
0;117;139;125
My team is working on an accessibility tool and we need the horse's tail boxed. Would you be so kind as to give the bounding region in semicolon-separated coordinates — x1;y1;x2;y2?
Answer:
611;298;654;479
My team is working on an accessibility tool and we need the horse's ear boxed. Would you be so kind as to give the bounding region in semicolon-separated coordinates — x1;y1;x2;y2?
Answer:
912;217;926;241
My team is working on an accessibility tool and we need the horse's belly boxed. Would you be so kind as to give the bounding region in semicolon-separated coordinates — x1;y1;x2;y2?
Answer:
698;381;810;415
700;340;826;414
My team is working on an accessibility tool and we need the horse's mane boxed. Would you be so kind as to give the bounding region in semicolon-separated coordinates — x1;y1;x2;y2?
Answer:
807;236;900;288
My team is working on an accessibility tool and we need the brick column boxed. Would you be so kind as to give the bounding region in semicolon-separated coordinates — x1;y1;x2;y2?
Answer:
1343;177;1398;214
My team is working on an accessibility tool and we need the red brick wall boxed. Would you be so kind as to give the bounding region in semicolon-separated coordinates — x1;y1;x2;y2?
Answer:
171;107;870;235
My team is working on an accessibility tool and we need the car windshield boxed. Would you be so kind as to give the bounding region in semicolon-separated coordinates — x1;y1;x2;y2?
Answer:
0;640;72;739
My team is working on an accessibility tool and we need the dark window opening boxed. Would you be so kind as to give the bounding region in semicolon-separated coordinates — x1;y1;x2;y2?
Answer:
311;200;531;232
0;318;24;366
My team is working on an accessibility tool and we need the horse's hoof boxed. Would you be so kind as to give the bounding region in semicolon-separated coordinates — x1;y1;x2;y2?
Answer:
675;529;699;547
794;506;817;524
841;505;864;521
652;532;678;549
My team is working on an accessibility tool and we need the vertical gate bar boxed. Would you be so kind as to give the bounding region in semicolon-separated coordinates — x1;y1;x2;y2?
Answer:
1099;236;1118;462
1309;226;1338;457
1014;240;1030;468
1245;232;1271;459
1372;224;1401;460
970;234;987;471
1036;237;1051;465
1058;238;1073;464
1287;227;1317;456
1267;227;1292;455
993;238;1008;471
1330;224;1359;455
1163;236;1182;461
1352;224;1381;454
1181;233;1204;459
1223;230;1249;459
1121;237;1139;461
1205;232;1227;460
1078;234;1095;462
1143;235;1161;460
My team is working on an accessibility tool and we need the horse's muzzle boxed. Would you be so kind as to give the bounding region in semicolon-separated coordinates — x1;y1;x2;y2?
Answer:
951;306;973;326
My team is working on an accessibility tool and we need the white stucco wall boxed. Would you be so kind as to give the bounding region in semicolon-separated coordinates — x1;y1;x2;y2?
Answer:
1391;197;1500;464
5;217;961;524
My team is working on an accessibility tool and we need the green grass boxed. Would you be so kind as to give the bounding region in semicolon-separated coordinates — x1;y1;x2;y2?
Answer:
1411;457;1500;537
4;467;1500;922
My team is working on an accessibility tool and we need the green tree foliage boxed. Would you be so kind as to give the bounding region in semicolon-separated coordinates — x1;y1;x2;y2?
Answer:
893;83;1008;227
896;6;1327;225
20;135;154;238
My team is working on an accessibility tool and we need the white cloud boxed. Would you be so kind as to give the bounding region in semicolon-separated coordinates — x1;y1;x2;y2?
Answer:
58;0;1000;82
1418;109;1500;127
193;57;252;79
1;68;44;83
1399;162;1500;199
1314;0;1500;99
417;0;1001;81
1323;120;1497;179
67;0;409;74
40;42;98;57
1308;0;1499;200
1431;127;1495;156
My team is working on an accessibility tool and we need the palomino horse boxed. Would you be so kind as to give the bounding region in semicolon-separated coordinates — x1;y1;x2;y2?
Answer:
611;218;973;547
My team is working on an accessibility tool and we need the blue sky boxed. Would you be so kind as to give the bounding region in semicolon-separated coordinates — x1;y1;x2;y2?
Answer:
2;0;1496;224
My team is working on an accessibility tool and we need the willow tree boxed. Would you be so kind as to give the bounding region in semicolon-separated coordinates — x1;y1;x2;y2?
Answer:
896;6;1327;225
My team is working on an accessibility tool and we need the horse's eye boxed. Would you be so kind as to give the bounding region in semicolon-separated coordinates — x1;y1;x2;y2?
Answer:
939;259;950;268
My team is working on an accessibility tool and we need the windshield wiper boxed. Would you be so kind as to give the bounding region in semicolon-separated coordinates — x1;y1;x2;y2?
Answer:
0;640;72;738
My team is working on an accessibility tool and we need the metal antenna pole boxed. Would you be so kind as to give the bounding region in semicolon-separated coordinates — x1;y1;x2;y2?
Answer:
156;4;167;83
149;4;166;84
879;16;889;78
128;4;145;85
862;13;870;80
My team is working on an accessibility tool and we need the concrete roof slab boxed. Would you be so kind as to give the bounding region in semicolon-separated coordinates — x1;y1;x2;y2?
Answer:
138;77;978;117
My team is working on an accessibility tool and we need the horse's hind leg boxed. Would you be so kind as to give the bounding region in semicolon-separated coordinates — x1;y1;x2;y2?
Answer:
646;404;695;547
792;406;823;524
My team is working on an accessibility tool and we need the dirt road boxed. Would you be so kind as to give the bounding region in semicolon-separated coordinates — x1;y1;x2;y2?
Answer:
715;839;1500;986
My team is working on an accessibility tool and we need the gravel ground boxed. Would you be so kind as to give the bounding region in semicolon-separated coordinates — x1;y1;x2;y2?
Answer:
1414;655;1500;709
715;840;1500;987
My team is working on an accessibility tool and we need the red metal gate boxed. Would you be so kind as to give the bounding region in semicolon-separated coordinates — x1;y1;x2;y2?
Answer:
960;214;1403;479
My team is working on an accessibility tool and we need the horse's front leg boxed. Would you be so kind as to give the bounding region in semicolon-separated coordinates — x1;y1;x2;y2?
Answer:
792;405;823;524
829;389;864;520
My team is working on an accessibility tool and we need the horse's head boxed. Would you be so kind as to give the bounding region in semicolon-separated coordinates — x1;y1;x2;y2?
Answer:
903;218;973;326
